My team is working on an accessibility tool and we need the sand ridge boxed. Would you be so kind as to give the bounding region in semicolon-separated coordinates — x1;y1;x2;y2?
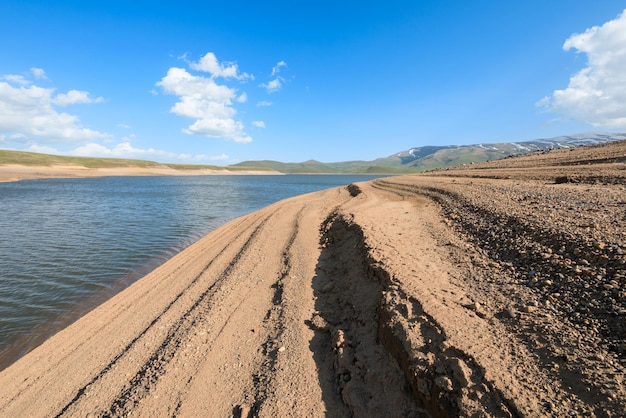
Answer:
0;141;625;416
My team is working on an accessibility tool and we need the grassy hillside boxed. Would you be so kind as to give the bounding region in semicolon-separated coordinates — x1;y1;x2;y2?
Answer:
6;133;621;175
231;159;420;174
0;150;166;168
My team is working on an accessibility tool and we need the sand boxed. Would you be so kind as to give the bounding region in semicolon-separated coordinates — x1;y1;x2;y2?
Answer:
0;141;625;417
0;164;277;183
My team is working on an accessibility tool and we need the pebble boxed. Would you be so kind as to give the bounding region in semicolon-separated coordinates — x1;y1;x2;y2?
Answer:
505;308;517;318
523;305;537;313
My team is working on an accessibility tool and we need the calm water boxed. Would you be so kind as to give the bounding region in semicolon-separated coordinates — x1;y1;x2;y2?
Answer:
0;174;384;369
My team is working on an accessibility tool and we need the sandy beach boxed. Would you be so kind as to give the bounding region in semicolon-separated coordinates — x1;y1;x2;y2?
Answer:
0;141;625;417
0;164;278;183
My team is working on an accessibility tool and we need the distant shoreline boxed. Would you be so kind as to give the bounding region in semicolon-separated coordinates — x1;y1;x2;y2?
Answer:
0;164;282;183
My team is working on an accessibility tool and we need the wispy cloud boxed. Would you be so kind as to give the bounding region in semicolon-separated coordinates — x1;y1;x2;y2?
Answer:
157;52;252;143
252;120;265;128
257;100;273;107
30;67;47;80
0;70;109;144
271;60;287;76
261;61;288;94
539;9;626;128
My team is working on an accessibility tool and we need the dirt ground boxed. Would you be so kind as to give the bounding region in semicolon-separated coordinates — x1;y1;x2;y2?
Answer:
0;141;624;417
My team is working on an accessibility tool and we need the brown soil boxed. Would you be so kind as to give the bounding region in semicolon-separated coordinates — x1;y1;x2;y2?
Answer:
0;141;625;417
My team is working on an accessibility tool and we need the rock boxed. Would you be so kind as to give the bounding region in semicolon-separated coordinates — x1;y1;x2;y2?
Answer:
310;313;330;332
449;357;472;388
435;375;454;391
505;308;517;318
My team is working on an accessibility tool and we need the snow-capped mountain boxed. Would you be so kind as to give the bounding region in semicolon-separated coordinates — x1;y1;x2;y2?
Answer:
377;132;626;169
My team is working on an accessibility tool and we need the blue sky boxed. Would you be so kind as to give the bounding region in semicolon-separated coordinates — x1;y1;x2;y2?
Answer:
1;1;625;164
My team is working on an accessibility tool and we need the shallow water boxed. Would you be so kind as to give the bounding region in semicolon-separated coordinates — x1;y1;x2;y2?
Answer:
0;174;383;369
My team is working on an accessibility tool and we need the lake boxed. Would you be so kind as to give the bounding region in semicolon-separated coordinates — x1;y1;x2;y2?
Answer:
0;174;384;369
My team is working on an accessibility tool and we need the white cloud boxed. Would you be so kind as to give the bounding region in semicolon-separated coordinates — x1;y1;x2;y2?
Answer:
53;89;104;106
257;100;273;107
271;61;287;76
0;73;108;144
208;153;230;161
30;68;46;79
252;120;265;128
188;52;252;81
70;140;218;162
1;74;29;85
157;60;252;143
237;92;248;103
27;144;60;155
260;77;283;93
539;9;626;128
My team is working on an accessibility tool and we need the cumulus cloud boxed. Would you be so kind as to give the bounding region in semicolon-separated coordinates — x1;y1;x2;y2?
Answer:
252;120;265;128
539;9;626;128
54;89;104;106
0;71;108;144
187;52;252;80
257;100;273;107
70;139;222;162
157;53;253;143
260;77;283;93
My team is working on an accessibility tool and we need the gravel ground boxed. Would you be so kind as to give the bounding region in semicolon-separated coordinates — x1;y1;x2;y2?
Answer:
372;140;626;416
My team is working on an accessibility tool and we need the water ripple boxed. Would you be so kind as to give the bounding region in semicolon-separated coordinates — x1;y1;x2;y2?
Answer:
0;174;384;369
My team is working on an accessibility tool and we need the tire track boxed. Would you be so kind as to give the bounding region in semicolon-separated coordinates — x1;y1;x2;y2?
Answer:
2;211;265;413
249;207;303;414
55;211;274;417
315;210;519;417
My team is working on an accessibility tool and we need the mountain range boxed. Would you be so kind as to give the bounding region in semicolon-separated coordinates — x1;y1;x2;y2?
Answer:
233;132;626;174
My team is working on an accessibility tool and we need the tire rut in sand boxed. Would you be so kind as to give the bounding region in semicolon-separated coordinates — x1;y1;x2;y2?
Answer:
312;211;518;417
247;208;303;415
311;211;425;417
103;214;274;417
55;212;273;417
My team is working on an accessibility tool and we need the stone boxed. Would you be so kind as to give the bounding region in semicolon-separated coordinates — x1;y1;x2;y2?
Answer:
435;375;454;391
